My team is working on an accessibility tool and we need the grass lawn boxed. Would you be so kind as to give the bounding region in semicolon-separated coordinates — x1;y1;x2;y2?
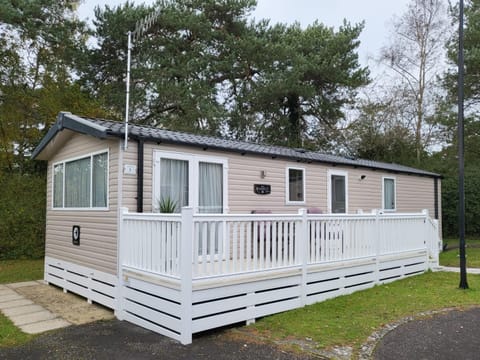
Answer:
251;272;480;354
0;317;33;348
440;238;480;268
0;259;44;348
0;259;44;284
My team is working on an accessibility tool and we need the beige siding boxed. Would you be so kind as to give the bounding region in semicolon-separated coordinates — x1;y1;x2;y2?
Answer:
142;143;440;217
121;141;138;212
45;133;120;275
44;134;442;275
396;175;434;213
143;143;154;212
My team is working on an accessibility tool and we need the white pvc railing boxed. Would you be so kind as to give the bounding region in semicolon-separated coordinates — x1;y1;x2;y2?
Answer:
120;208;439;279
121;212;182;276
192;214;301;277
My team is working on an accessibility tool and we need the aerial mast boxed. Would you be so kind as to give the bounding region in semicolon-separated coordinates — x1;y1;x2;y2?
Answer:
124;3;170;150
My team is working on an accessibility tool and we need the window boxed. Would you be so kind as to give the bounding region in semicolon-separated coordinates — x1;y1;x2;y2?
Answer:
53;164;64;208
199;162;223;213
153;151;227;214
383;177;396;211
286;167;305;204
328;170;348;213
53;151;108;209
159;158;189;213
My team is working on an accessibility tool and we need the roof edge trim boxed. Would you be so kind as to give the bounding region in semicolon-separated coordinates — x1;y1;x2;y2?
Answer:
32;112;110;160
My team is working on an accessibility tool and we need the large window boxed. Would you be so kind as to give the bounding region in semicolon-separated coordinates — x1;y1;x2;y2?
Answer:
383;177;396;211
153;151;227;214
286;167;305;204
53;151;108;209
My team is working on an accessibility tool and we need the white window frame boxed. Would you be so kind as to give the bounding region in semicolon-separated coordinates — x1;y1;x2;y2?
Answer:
382;176;397;211
152;150;229;213
285;166;306;205
51;149;109;211
327;169;348;214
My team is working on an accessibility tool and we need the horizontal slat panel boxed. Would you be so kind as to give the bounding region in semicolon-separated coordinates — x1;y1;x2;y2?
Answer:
123;312;181;342
126;277;181;303
253;286;301;305
124;287;181;318
254;298;302;318
91;280;116;298
404;263;427;274
193;274;301;302
192;295;247;319
192;308;249;333
124;299;181;332
44;256;117;309
91;292;115;309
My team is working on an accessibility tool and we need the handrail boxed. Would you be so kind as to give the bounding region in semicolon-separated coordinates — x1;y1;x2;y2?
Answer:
120;209;439;278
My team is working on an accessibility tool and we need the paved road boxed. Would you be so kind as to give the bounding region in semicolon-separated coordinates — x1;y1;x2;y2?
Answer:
0;320;316;360
374;307;480;360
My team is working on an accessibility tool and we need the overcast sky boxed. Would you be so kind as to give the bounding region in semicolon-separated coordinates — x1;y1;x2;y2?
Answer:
77;0;412;69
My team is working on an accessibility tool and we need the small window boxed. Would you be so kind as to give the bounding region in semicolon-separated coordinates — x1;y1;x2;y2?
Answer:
383;177;396;210
53;151;108;209
287;167;305;203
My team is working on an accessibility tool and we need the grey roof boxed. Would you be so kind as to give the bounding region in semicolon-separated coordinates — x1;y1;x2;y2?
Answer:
33;112;441;178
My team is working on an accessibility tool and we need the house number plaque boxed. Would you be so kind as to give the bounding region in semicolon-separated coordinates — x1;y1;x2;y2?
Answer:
72;225;80;246
254;184;271;195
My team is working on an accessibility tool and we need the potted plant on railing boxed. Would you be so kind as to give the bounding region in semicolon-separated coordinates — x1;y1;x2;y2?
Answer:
158;197;177;213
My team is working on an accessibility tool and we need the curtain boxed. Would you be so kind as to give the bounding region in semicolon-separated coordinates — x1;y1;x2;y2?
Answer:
53;164;64;207
384;178;395;210
65;157;91;207
198;162;223;214
92;153;108;207
160;158;188;213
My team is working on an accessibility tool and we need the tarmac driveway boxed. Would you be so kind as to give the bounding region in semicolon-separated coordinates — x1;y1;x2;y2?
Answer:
374;307;480;360
0;319;316;360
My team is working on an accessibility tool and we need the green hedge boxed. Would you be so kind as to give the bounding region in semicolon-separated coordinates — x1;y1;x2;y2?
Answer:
0;174;46;259
441;165;480;238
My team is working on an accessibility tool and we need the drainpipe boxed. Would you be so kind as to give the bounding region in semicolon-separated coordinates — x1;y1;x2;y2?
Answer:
137;139;144;213
433;178;439;220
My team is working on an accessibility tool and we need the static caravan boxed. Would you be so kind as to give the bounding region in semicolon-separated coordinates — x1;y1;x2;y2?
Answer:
32;112;442;344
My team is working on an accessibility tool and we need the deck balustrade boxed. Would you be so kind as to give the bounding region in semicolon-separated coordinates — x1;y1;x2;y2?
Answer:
121;208;439;279
118;207;440;345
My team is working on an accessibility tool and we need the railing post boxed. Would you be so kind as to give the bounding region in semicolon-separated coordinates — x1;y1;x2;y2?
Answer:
180;207;194;345
422;209;439;269
116;207;129;321
298;209;308;306
432;219;440;267
373;209;381;284
422;209;429;268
